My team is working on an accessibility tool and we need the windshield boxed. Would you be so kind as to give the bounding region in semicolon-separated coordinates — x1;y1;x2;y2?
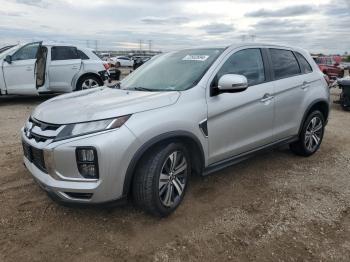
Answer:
92;51;103;60
0;45;19;59
0;45;15;54
121;48;223;91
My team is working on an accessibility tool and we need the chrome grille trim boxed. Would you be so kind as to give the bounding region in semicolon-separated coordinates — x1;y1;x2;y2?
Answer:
24;117;64;143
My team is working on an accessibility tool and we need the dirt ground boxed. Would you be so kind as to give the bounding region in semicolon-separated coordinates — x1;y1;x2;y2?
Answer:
0;87;350;262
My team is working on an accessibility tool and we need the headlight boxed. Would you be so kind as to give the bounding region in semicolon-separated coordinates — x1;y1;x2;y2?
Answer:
54;115;131;141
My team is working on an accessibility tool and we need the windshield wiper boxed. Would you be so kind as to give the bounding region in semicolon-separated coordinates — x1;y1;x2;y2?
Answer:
130;87;155;92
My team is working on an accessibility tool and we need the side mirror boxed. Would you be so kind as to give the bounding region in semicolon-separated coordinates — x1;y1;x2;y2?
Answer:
4;55;12;64
218;74;248;92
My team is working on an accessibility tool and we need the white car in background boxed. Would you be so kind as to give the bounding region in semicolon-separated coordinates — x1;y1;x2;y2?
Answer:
0;42;109;96
109;56;134;67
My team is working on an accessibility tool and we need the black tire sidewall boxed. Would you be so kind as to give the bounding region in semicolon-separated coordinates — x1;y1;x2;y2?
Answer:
151;143;191;216
300;110;325;155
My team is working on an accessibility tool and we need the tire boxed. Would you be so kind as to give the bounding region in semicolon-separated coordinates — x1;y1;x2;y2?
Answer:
341;95;350;111
76;75;103;91
290;110;325;157
132;143;191;217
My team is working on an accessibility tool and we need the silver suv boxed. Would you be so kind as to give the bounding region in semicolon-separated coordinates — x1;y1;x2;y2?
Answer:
21;44;330;217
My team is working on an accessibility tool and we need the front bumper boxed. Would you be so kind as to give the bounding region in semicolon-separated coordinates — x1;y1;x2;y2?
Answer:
21;125;140;204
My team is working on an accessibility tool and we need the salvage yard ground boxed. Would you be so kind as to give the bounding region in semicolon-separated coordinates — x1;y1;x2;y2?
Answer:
0;86;350;261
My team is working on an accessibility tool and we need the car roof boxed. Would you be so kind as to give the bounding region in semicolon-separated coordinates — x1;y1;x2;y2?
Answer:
44;43;94;50
177;43;311;57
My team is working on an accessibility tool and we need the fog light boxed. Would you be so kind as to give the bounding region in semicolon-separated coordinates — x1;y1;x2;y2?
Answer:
76;147;99;179
77;149;95;162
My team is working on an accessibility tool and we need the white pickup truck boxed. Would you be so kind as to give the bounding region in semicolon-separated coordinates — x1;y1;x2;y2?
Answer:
0;42;109;96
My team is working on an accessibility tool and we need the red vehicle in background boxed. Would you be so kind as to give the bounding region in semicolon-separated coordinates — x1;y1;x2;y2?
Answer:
313;56;344;80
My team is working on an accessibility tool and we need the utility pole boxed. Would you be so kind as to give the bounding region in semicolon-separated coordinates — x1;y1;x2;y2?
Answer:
148;40;152;52
139;40;143;51
94;40;98;51
251;34;256;42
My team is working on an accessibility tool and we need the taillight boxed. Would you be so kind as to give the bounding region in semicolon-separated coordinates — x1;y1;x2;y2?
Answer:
103;63;110;70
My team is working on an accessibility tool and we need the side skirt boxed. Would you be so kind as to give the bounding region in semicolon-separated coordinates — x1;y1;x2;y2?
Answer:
202;136;298;176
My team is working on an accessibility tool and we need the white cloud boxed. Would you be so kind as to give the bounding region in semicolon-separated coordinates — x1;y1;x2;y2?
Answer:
0;0;349;54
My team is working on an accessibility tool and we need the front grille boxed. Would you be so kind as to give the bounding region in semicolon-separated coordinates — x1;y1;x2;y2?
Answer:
24;117;61;143
22;141;47;173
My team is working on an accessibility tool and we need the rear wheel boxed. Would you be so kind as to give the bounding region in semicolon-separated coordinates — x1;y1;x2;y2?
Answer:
290;111;325;156
76;75;103;91
132;143;191;217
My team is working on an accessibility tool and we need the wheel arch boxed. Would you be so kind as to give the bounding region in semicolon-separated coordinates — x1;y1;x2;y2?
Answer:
122;131;205;197
74;72;104;90
298;99;330;135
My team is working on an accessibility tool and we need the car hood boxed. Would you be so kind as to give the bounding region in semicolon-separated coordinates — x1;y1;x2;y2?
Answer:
32;87;180;124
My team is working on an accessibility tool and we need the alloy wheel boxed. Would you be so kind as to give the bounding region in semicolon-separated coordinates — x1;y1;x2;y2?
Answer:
82;79;99;89
304;116;323;152
158;151;188;208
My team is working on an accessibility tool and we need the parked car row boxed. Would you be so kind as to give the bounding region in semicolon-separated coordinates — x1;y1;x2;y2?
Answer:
108;56;134;67
0;42;109;96
313;56;344;80
107;55;153;68
340;62;350;70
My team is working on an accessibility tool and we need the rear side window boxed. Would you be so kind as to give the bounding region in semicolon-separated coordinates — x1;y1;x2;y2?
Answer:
295;52;313;74
77;50;89;60
217;48;265;86
51;46;80;61
270;49;301;79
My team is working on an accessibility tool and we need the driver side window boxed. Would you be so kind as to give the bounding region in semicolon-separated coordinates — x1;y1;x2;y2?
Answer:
12;43;40;61
216;48;265;86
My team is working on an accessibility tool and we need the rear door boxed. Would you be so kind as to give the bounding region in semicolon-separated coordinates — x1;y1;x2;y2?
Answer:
2;42;41;95
268;48;306;140
48;46;81;92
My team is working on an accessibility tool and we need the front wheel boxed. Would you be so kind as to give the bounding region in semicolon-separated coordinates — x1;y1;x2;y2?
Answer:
290;110;325;156
132;143;191;217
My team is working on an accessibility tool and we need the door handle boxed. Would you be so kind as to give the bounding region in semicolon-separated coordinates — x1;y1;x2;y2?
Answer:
260;93;274;103
301;81;311;90
72;66;79;69
26;67;32;71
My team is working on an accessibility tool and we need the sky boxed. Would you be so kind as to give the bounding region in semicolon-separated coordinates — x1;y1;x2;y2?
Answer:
0;0;349;54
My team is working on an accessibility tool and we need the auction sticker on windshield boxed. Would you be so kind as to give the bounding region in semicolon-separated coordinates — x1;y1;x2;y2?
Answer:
182;55;209;61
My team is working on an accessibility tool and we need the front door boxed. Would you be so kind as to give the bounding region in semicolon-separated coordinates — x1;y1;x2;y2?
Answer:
207;48;274;164
2;42;42;95
48;46;81;92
